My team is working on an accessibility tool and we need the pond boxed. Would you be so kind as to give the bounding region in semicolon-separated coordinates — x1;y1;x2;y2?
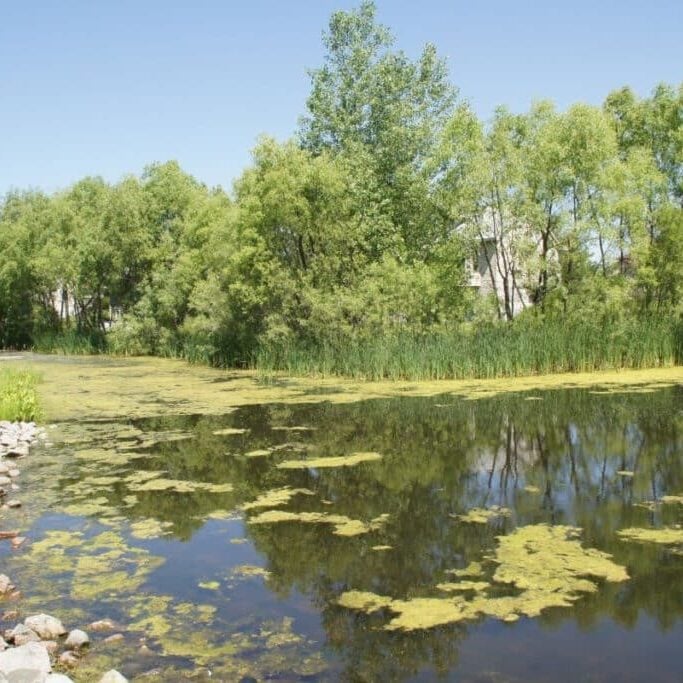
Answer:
2;355;683;681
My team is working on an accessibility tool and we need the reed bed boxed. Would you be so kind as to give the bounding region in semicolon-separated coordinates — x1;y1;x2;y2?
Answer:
255;316;683;381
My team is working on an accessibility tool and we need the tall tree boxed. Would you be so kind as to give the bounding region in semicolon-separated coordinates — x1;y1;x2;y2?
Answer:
300;0;457;256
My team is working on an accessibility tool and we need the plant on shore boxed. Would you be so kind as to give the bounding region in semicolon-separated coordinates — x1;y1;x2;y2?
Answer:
0;368;41;421
256;315;683;381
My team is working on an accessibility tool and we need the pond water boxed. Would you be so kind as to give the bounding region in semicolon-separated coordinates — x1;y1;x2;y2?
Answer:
2;357;683;681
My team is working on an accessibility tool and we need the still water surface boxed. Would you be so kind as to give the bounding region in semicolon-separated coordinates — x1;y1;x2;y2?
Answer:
3;367;683;681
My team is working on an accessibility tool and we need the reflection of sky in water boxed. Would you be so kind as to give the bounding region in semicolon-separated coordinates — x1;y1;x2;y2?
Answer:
3;383;683;681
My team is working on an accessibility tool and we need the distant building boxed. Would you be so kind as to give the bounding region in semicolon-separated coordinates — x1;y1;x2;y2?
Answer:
462;208;545;319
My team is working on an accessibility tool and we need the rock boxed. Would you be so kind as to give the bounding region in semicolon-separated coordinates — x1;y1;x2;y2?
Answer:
102;633;124;645
0;642;51;680
10;537;25;549
58;651;79;668
24;614;66;640
99;671;128;683
46;675;76;683
7;471;19;479
64;630;89;650
6;501;21;509
2;611;19;622
87;619;116;632
0;465;9;475
0;479;10;488
0;576;12;594
7;624;40;646
0;638;6;652
42;640;58;654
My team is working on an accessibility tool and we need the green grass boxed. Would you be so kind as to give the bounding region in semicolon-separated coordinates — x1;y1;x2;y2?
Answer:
255;316;683;381
32;328;107;355
0;368;42;421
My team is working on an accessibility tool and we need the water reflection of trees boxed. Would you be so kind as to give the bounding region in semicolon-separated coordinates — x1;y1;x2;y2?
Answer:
59;386;683;679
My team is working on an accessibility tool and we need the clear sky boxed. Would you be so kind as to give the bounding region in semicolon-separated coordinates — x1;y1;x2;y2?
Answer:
1;0;681;196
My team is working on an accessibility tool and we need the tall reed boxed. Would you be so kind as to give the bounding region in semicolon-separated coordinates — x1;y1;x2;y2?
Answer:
255;316;682;381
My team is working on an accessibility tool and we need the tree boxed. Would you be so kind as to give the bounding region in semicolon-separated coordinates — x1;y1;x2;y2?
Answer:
300;0;457;256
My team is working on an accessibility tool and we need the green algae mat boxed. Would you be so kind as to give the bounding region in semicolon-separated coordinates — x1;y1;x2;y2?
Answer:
1;353;682;681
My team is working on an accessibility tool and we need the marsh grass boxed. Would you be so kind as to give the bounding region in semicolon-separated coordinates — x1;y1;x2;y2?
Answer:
256;316;683;381
32;329;106;355
0;368;42;421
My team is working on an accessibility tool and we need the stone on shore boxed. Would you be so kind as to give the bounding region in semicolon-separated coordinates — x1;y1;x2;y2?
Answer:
99;670;128;683
23;615;66;640
64;630;89;650
58;651;79;668
0;576;12;594
0;641;51;681
11;625;41;647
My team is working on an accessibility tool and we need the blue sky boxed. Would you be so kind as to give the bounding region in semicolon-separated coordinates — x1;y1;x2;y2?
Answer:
1;0;681;196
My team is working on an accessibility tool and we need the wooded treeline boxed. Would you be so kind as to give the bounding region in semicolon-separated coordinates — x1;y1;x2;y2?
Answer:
1;2;681;375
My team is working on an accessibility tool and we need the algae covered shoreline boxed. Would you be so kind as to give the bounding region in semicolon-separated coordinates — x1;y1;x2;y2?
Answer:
2;352;681;421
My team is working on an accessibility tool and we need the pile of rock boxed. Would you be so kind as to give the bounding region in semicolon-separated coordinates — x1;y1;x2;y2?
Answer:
0;420;48;514
0;421;45;460
0;612;127;682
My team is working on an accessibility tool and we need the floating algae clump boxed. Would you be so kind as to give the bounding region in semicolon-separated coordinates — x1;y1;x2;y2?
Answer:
447;561;484;578
617;527;683;545
437;581;490;593
491;524;629;593
248;509;388;537
338;524;628;631
22;528;165;603
231;565;272;579
277;452;382;469
198;580;220;590
241;487;315;510
454;506;511;524
129;518;173;539
128;477;233;493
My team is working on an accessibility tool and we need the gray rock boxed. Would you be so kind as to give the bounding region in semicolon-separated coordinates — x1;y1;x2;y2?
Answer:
0;479;10;488
58;652;78;668
7;471;19;479
102;634;124;645
7;625;39;646
23;615;66;640
0;642;51;681
99;671;128;683
0;576;12;594
46;676;75;683
87;619;116;632
41;642;58;655
64;630;89;650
